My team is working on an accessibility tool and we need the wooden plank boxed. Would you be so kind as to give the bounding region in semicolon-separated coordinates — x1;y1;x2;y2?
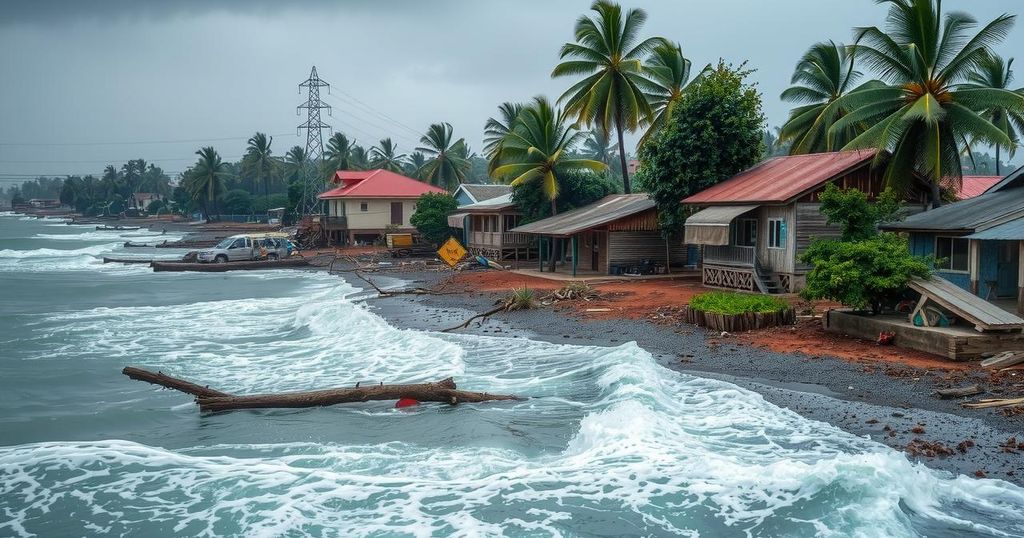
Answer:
909;276;1024;330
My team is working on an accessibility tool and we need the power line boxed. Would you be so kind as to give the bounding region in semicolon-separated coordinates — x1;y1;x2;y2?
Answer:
0;132;297;147
331;90;426;139
324;93;422;148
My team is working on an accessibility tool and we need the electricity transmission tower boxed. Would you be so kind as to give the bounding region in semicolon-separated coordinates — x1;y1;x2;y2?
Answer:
297;66;331;216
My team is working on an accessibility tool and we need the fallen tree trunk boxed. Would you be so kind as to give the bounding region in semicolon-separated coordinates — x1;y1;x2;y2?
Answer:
122;366;231;398
122;367;522;412
934;384;984;399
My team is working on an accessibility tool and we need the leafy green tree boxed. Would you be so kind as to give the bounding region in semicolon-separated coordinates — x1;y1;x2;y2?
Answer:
416;122;470;190
243;132;275;203
640;40;706;147
800;234;931;313
370;138;407;172
511;170;617;223
409;192;459;245
185;147;229;221
834;0;1023;206
222;189;253;215
779;41;875;154
552;0;662;193
817;183;902;241
349;145;371;171
404;151;427;179
963;53;1024;174
636;61;765;238
581;130;617;172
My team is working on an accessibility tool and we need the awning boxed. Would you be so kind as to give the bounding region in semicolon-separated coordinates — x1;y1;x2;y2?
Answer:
684;205;758;245
447;212;470;228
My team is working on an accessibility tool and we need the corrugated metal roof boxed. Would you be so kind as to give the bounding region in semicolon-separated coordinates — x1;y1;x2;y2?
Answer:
882;187;1024;233
458;193;516;212
985;164;1024;193
319;169;446;199
682;149;877;205
957;176;1001;199
965;219;1024;240
459;184;511;203
510;194;654;236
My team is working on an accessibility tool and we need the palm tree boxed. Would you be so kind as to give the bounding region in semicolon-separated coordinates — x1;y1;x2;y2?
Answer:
552;0;662;193
493;97;607;270
284;146;310;183
963;53;1024;174
416;122;470;190
640;40;706;146
483;102;523;173
324;132;355;178
405;151;427;179
581;129;617;171
186;146;229;221
370;138;407;172
349;145;371;171
243;132;275;203
834;0;1023;206
779;41;874;154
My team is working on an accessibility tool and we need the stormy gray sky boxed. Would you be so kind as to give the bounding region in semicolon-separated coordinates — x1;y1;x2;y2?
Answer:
1;0;1022;185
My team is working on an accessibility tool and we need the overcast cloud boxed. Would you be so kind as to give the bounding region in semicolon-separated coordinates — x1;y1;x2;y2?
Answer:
1;0;1022;183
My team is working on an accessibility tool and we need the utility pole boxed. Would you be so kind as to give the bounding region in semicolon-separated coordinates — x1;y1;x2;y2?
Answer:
297;66;331;217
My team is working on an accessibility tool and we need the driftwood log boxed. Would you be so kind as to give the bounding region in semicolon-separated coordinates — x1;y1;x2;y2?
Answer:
933;384;984;399
122;367;522;412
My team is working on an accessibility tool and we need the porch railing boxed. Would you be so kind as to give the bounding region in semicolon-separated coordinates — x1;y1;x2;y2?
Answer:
470;231;532;248
703;244;755;267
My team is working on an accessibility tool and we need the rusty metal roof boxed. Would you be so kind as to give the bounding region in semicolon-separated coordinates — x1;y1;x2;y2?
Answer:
510;194;654;237
682;149;877;205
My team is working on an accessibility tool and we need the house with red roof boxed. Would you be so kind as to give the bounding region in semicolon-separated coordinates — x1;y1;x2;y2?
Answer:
318;169;446;244
957;175;1001;200
682;150;932;293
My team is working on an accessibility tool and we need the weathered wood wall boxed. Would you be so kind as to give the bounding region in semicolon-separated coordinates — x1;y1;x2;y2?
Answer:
607;231;687;269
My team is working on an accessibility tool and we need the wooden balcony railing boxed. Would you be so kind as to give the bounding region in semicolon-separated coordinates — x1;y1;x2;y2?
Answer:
470;231;532;248
323;216;348;229
703;244;755;267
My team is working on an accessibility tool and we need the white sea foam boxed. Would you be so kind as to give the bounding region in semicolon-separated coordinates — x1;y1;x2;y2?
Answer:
5;273;1022;537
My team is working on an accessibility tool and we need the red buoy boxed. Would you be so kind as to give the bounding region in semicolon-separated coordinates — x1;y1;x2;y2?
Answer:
395;398;420;408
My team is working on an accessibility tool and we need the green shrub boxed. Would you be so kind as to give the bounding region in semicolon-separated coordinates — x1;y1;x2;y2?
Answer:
410;192;459;245
689;291;789;315
507;287;537;311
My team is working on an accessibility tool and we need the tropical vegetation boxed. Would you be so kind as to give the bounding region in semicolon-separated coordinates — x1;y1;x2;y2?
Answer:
689;291;789;315
409;192;459;245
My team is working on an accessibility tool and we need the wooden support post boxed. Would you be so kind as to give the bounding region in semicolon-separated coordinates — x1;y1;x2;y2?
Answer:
539;237;544;272
1018;240;1024;314
572;235;578;277
969;239;980;295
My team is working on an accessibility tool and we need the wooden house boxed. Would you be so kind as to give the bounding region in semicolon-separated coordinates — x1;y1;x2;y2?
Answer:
447;193;534;262
511;194;688;276
452;184;511;206
883;166;1024;312
683;150;931;293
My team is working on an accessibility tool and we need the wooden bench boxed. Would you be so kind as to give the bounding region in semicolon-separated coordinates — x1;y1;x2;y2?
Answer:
908;276;1024;332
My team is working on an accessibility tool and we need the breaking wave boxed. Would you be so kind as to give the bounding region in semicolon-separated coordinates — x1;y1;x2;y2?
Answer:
4;273;1024;537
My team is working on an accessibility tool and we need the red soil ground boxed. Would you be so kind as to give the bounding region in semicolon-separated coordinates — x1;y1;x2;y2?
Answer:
448;269;970;372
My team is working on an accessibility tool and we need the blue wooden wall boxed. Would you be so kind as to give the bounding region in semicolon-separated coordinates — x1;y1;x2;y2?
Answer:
907;232;1005;296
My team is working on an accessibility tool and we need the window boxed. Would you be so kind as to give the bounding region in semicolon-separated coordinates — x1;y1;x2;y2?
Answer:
767;218;786;249
360;202;368;212
731;218;757;247
935;236;969;272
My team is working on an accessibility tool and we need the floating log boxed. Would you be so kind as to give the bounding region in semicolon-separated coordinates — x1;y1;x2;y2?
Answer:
103;257;156;264
122;366;230;398
121;367;522;412
123;241;152;248
151;258;310;272
934;384;984;399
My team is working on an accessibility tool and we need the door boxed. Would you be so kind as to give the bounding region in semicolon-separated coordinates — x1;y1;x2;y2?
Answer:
997;241;1019;297
390;202;403;225
228;238;249;261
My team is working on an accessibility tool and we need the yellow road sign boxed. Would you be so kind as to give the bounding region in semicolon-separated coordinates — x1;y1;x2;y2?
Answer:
438;237;468;268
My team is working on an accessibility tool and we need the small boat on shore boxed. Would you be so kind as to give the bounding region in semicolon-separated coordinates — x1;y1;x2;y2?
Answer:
96;225;141;231
150;257;310;272
103;257;157;264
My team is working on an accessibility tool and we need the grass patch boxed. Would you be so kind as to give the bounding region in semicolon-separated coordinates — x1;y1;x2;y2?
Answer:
506;287;537;311
689;291;789;315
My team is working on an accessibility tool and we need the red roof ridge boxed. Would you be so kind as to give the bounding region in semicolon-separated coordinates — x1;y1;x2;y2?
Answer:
319;168;445;199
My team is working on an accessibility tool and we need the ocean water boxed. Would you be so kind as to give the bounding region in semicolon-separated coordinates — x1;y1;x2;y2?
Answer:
1;212;1023;537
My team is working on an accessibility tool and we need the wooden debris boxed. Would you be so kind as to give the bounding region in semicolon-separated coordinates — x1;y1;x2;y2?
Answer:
962;396;1024;409
980;350;1024;369
122;367;522;412
934;384;984;399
